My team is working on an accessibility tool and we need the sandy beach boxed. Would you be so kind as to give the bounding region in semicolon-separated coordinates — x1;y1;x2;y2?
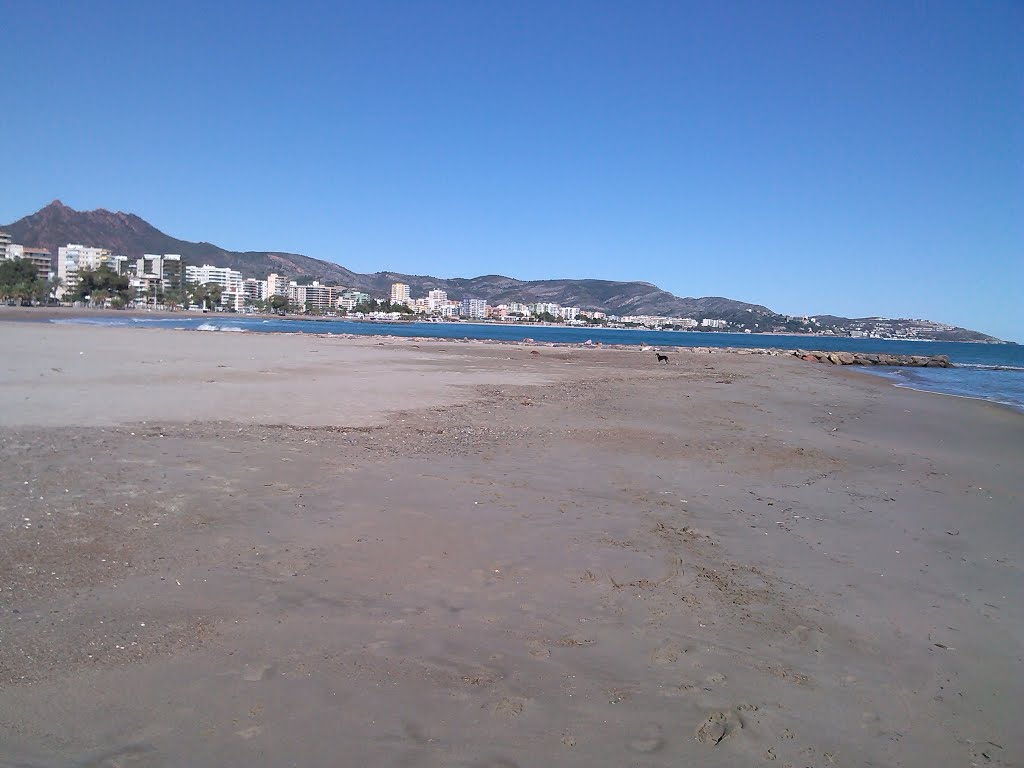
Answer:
0;321;1020;767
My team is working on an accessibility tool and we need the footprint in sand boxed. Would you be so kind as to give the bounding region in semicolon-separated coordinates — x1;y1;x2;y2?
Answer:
494;696;527;719
696;710;742;745
650;643;684;665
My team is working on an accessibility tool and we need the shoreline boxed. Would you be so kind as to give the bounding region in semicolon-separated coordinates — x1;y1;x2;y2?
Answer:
5;308;1022;413
31;312;1024;413
1;305;1012;344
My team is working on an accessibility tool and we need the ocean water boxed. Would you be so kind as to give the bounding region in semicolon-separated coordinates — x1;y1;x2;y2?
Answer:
55;315;1024;412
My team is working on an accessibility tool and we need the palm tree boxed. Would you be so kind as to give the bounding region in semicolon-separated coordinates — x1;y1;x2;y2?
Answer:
204;282;223;310
47;275;64;304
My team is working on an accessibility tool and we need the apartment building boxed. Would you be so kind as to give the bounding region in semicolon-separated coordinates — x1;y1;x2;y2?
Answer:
460;297;487;319
531;302;561;317
185;264;244;311
289;281;338;312
337;290;371;311
390;282;411;305
243;278;265;304
265;273;289;298
133;254;184;300
111;255;135;276
3;244;52;281
427;289;448;312
0;230;11;260
57;244;113;297
160;254;183;292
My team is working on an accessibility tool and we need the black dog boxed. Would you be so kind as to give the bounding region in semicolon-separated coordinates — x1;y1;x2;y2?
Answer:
655;352;669;364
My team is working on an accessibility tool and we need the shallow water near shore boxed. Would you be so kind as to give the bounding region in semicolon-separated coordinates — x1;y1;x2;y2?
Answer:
860;364;1024;411
55;314;1024;410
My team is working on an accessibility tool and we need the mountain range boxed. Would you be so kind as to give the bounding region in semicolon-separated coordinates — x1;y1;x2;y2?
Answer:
1;201;775;321
0;200;1002;340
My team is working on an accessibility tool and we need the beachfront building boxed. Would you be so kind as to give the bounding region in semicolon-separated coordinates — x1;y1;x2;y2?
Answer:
290;281;338;312
265;273;289;299
242;278;265;305
558;306;580;321
133;254;184;300
506;302;531;317
57;244;113;298
185;263;244;311
3;244;52;281
131;273;163;304
460;297;487;320
337;289;371;311
390;282;411;306
0;231;11;260
111;255;135;276
531;302;561;318
427;289;448;313
701;318;728;328
161;255;183;293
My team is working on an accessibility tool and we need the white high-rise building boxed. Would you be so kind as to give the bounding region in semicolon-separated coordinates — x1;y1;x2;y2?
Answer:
0;231;11;260
390;282;411;305
531;302;561;317
3;244;52;280
427;289;448;312
185;264;244;311
460;298;487;319
243;278;265;304
289;281;338;312
57;244;113;297
264;273;289;299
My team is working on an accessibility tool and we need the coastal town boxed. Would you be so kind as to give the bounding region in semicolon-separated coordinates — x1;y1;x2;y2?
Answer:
0;231;1001;342
0;235;729;328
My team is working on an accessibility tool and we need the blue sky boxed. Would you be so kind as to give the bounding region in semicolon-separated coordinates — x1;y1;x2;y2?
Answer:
2;1;1021;339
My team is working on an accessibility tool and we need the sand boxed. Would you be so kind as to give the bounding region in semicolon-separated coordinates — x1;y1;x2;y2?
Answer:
0;320;1021;767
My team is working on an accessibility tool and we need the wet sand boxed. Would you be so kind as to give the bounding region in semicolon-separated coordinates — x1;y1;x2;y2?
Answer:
0;322;1021;767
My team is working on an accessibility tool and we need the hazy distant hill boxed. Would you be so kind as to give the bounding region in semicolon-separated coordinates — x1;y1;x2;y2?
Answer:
1;201;773;319
0;201;1004;340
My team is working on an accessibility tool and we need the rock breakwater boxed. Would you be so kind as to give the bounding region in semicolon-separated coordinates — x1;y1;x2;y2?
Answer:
791;350;954;367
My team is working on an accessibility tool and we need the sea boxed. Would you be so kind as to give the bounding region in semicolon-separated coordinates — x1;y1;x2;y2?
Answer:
56;315;1024;412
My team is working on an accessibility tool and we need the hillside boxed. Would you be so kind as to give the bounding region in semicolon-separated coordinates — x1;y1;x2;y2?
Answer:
0;201;1005;340
3;200;361;287
1;201;773;318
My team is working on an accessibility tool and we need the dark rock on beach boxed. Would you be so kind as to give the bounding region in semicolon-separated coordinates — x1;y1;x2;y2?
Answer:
792;350;953;368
